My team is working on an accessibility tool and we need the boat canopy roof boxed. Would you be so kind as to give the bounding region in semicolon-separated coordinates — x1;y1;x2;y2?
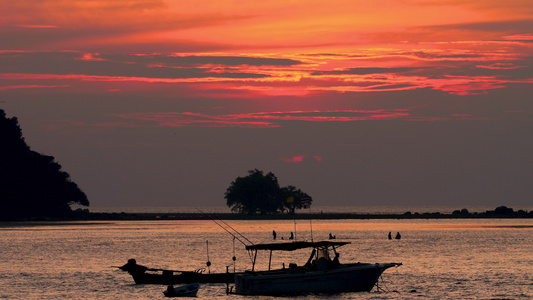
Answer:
245;241;350;251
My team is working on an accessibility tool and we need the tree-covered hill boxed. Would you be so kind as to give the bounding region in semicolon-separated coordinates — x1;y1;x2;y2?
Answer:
0;109;89;220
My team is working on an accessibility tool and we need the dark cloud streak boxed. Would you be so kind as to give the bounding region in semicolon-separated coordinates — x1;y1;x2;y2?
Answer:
312;67;423;75
0;51;290;79
100;54;302;67
419;19;533;33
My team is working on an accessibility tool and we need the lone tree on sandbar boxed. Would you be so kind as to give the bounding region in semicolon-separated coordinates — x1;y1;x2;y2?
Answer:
225;169;312;215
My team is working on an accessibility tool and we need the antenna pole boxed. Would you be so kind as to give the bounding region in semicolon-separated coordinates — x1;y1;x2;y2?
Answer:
232;237;236;273
206;240;211;274
309;206;314;242
293;218;297;240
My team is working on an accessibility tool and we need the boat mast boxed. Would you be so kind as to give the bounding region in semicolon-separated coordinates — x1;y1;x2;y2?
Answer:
232;237;236;273
206;240;211;274
251;250;258;272
268;250;273;271
309;205;314;242
293;218;297;240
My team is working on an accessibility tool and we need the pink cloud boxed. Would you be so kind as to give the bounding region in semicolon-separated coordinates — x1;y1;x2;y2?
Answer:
436;82;507;95
1;44;530;98
13;24;58;28
283;156;304;163
109;109;413;128
502;34;533;41
476;63;525;70
0;84;69;90
77;53;107;61
280;155;323;163
41;120;140;130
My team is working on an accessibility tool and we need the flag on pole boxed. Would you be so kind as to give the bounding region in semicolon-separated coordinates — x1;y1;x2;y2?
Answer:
300;197;311;208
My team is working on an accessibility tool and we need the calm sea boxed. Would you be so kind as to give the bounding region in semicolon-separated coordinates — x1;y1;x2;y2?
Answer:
1;218;532;299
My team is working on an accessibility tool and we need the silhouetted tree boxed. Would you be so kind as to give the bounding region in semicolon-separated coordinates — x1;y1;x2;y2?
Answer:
452;208;470;215
494;206;513;215
225;169;313;215
0;109;89;220
225;169;284;215
281;185;312;214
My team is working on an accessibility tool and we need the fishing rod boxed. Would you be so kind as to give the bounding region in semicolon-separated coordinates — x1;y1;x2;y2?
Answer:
195;207;253;247
210;217;248;246
196;207;257;264
215;216;254;246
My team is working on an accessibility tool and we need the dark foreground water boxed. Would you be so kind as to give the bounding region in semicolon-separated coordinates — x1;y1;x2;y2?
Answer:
1;219;532;299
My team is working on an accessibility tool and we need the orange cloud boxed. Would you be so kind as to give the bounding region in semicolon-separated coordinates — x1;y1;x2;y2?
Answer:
1;1;531;104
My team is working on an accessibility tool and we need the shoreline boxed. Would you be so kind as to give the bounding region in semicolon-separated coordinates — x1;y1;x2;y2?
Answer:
4;210;531;222
87;211;533;220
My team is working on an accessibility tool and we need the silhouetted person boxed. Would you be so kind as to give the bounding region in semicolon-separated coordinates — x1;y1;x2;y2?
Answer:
332;253;340;267
388;232;392;240
289;232;294;240
395;232;401;239
166;285;176;296
119;259;148;274
273;230;277;240
329;233;333;239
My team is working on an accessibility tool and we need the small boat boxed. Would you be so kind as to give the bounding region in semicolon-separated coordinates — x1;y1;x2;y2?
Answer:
163;282;200;297
233;241;401;295
118;259;237;284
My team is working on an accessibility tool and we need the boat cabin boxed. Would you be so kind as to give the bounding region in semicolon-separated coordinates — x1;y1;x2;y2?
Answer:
244;241;350;272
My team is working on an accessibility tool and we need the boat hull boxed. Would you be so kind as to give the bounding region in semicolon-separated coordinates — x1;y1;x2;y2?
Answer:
163;282;200;297
234;263;398;295
130;270;236;285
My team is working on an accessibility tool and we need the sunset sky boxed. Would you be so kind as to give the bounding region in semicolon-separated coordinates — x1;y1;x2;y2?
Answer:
2;0;533;209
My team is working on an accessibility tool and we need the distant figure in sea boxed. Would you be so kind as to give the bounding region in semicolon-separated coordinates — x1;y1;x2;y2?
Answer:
289;232;294;240
166;285;176;296
395;232;401;240
273;230;277;240
388;232;392;240
329;233;336;239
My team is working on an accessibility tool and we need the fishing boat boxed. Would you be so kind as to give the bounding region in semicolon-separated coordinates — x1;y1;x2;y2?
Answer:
163;282;200;297
233;241;401;295
118;259;237;284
